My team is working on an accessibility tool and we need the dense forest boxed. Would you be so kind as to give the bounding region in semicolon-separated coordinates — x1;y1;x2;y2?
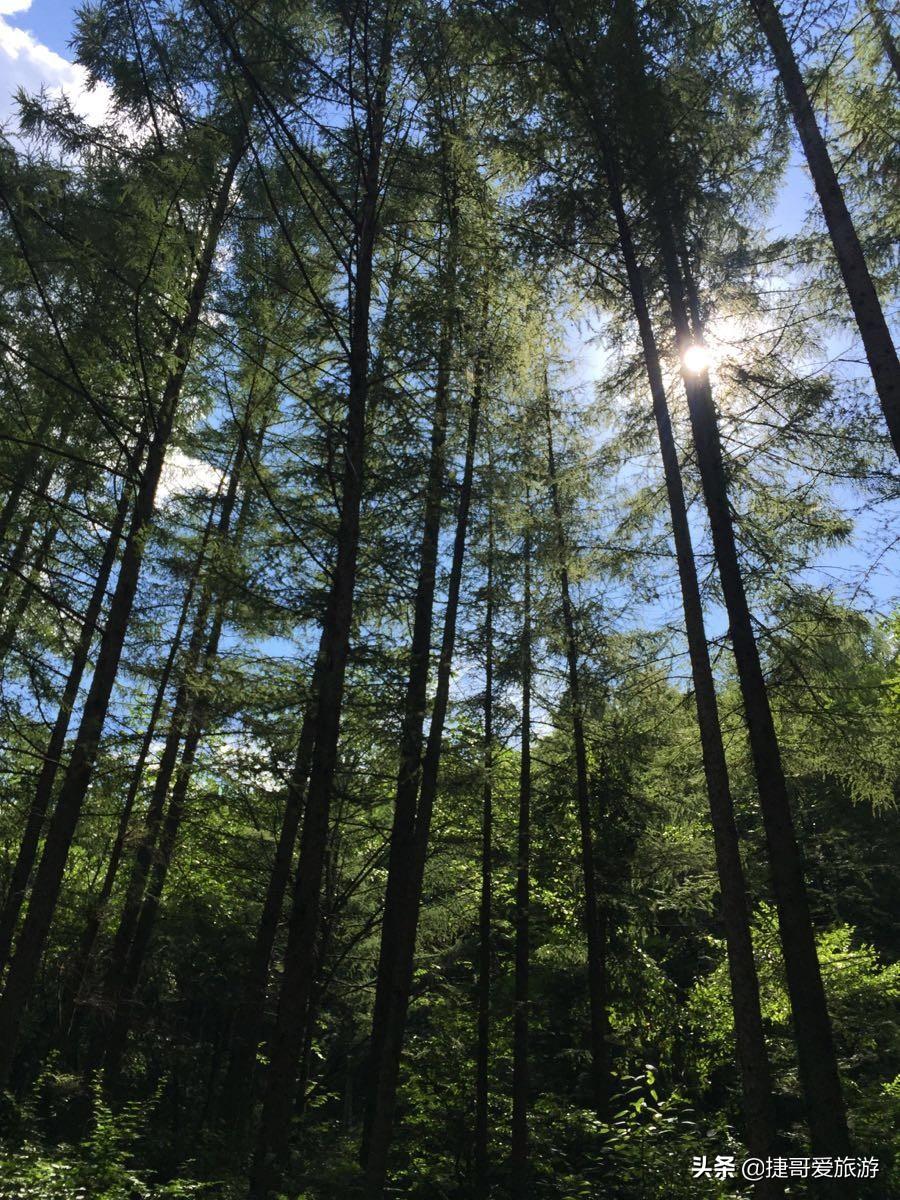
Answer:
0;0;898;1196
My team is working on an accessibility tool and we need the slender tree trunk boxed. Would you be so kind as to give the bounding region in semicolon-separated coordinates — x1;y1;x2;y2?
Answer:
510;524;532;1200
294;993;319;1120
89;435;249;1080
0;507;39;622
544;395;610;1119
0;459;57;622
362;289;454;1159
101;633;218;1086
865;0;900;82
76;555;219;1080
217;653;323;1150
0;404;58;547
362;370;481;1199
250;21;392;1191
294;834;342;1119
474;479;494;1199
99;403;260;1076
592;134;781;1184
749;0;900;460
655;203;849;1155
0;472;76;660
59;476;227;1044
0;136;245;1087
107;453;241;969
92;638;199;1025
0;410;172;1087
0;455;143;976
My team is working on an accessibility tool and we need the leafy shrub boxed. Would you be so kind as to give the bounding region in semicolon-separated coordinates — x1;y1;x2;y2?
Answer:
0;1077;225;1200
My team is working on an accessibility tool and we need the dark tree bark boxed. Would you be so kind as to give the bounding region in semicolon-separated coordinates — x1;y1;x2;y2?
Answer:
473;474;494;1199
293;826;343;1119
0;453;143;975
591;133;782;1186
0;471;76;660
224;268;392;1150
0;508;39;625
59;474;228;1045
865;0;900;82
90;429;251;1081
362;267;454;1161
0;135;245;1087
250;16;392;1191
0;415;175;1086
0;403;59;548
655;204;849;1155
362;370;481;1199
0;459;57;624
89;627;201;1035
98;395;263;1075
217;651;323;1152
101;619;220;1086
536;8;780;1160
544;394;610;1119
510;523;532;1200
749;0;900;461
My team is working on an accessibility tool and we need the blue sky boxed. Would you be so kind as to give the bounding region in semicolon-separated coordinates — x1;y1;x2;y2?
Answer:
0;0;106;127
2;0;896;627
0;0;809;234
1;0;818;235
3;0;70;51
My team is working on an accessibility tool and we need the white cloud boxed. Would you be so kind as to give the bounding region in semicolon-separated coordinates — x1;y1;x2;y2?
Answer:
0;1;114;130
157;447;227;505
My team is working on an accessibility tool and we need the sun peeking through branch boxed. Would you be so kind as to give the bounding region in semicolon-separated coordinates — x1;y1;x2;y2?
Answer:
682;342;710;374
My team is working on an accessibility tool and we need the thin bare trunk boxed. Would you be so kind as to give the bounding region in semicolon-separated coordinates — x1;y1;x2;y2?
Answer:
101;616;220;1086
0;456;143;975
217;652;323;1150
544;394;609;1118
0;404;58;547
250;19;392;1191
59;478;226;1043
0;472;76;659
510;523;532;1200
474;479;494;1198
657;209;849;1155
90;434;249;1081
362;371;481;1199
0;459;57;623
594;131;781;1184
0;135;245;1086
749;0;900;460
362;294;454;1160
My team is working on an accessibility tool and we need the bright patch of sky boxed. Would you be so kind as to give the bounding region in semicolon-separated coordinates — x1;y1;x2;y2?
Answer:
0;0;112;129
157;447;227;504
767;147;811;238
5;0;897;638
559;162;898;629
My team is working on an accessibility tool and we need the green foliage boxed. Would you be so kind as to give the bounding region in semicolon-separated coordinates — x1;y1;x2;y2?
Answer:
689;908;900;1177
0;1077;222;1200
0;0;898;1197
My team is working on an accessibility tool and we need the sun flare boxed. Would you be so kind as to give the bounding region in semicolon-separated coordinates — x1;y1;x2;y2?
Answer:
682;343;710;374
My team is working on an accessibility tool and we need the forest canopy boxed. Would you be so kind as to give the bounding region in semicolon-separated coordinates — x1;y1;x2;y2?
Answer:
0;0;898;1197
